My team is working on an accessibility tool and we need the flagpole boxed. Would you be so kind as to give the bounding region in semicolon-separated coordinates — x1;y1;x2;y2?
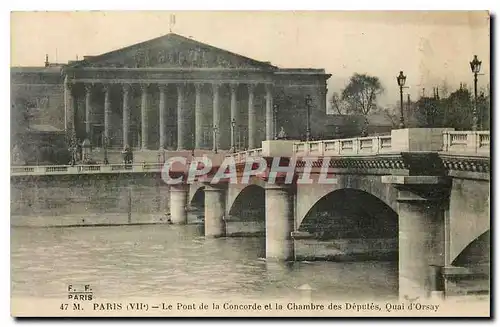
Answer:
169;14;176;33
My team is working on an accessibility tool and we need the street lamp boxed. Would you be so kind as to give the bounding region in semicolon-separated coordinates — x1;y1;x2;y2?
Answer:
69;131;77;165
231;118;236;153
191;133;195;156
102;135;109;165
396;71;407;129
470;55;482;131
213;125;218;154
273;104;278;140
305;95;312;141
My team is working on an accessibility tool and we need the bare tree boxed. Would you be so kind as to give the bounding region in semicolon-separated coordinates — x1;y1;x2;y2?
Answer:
341;73;384;116
381;106;399;128
329;92;347;115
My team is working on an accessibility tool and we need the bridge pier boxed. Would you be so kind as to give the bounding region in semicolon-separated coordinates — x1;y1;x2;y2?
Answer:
265;183;295;261
170;185;188;224
383;176;450;299
204;184;226;237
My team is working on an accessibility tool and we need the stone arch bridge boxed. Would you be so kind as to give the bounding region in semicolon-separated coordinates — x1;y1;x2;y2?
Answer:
11;128;490;299
180;129;490;298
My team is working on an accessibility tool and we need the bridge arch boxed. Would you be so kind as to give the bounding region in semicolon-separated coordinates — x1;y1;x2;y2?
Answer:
452;230;490;267
226;177;266;217
448;180;490;264
297;188;398;241
227;184;265;221
296;175;397;228
188;183;205;208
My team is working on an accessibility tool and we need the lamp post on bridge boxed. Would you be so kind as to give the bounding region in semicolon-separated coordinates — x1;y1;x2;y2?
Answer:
470;55;482;131
102;135;109;165
305;95;312;141
273;103;278;140
231;118;236;153
397;71;407;129
69;131;77;166
213;125;218;154
191;133;195;157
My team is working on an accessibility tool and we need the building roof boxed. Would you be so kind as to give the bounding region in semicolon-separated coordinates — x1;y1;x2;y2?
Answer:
67;32;279;70
11;33;330;79
10;66;63;74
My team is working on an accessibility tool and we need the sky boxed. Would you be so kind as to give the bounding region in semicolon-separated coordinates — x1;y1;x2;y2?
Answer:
10;11;490;109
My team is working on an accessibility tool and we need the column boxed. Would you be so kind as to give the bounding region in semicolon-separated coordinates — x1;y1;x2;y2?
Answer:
122;84;131;148
140;83;149;150
230;84;238;151
248;84;256;149
159;84;167;149
212;83;220;151
320;85;327;114
265;84;273;141
204;184;226;237
177;84;185;150
194;83;203;149
63;76;75;134
103;84;111;139
265;183;295;261
84;84;92;139
170;185;188;224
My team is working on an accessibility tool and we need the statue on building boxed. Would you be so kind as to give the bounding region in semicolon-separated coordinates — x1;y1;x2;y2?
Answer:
277;126;287;140
81;139;93;164
122;145;133;164
158;147;166;164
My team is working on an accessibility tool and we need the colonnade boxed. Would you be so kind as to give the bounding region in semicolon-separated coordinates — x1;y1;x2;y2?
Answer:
65;81;275;151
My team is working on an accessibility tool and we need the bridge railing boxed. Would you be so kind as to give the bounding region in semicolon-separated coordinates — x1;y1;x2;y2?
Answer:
442;131;490;155
226;135;395;162
293;135;393;157
10;163;164;176
227;148;263;163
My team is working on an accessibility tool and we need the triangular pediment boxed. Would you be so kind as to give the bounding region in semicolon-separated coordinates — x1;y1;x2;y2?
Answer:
72;33;277;70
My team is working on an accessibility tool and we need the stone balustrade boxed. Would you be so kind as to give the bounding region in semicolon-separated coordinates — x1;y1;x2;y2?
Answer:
226;148;263;163
442;131;490;155
225;135;394;162
10;163;164;177
225;128;490;163
13;129;491;176
293;135;393;157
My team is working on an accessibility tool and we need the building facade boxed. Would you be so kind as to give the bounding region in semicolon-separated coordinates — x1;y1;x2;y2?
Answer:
12;33;332;155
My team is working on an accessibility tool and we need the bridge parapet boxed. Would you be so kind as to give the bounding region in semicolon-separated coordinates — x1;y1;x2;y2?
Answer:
294;135;393;157
10;163;164;176
12;129;490;177
228;148;263;163
442;130;490;155
293;128;454;157
226;128;458;165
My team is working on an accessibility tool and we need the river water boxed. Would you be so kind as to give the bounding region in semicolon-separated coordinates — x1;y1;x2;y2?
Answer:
11;222;398;301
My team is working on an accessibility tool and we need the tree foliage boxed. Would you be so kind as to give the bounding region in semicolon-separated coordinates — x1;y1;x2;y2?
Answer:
442;87;473;129
341;73;384;115
414;96;443;127
411;84;490;130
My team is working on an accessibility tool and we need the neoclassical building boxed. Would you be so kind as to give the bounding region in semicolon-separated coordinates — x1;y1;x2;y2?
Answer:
12;32;332;155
